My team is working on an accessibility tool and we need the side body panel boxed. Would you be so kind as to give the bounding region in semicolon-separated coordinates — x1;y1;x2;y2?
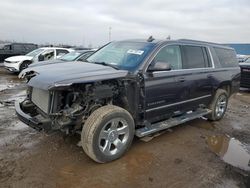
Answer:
141;42;240;123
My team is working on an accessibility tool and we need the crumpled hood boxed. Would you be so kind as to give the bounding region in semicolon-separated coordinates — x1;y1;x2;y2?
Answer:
5;55;33;62
19;62;128;90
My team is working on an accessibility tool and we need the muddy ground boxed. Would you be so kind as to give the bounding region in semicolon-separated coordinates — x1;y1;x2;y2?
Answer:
0;66;250;188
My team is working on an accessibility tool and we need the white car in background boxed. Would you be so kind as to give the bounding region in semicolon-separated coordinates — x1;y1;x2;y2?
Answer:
4;47;74;73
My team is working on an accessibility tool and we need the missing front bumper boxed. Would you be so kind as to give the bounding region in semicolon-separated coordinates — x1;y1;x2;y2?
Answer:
15;100;52;131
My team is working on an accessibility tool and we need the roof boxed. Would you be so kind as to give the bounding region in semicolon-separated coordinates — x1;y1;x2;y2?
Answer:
118;39;163;44
176;39;233;49
117;38;233;50
39;47;73;50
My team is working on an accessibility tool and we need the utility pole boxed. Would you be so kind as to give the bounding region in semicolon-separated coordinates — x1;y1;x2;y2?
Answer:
109;26;112;42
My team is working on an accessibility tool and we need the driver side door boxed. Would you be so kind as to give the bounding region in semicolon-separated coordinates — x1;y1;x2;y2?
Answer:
144;45;187;123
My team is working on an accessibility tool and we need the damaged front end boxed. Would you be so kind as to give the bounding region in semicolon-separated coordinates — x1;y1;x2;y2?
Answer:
15;86;81;132
16;81;119;134
17;84;117;133
16;63;129;133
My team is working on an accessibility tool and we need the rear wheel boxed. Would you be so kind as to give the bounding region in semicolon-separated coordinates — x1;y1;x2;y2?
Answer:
81;105;135;163
207;89;228;121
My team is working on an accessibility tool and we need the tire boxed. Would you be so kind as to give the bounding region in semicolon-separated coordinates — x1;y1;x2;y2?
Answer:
19;61;30;72
81;105;135;163
207;89;228;121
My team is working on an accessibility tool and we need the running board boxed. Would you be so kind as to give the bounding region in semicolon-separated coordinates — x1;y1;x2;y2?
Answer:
135;108;211;137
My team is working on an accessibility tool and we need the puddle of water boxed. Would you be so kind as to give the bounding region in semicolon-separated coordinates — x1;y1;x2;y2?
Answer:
0;83;19;92
7;121;29;131
207;135;250;172
0;90;26;106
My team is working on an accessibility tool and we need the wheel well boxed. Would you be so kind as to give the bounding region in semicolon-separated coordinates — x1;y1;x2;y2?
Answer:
218;84;231;96
19;60;32;69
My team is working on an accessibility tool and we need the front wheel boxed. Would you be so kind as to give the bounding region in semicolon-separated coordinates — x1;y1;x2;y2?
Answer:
81;105;135;163
19;61;30;72
207;89;228;121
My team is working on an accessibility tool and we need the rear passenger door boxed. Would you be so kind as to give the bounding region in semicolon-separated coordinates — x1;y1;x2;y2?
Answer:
179;45;213;109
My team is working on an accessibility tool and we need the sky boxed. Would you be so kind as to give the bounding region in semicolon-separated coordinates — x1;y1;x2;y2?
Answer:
0;0;250;47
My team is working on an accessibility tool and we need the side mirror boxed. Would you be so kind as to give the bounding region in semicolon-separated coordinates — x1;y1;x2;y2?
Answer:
38;54;44;61
148;61;171;72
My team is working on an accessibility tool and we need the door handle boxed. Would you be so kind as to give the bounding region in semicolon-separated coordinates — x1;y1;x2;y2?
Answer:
178;77;186;82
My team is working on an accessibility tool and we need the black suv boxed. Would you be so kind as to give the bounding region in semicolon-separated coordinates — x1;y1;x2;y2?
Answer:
0;43;38;61
16;39;240;163
239;57;250;88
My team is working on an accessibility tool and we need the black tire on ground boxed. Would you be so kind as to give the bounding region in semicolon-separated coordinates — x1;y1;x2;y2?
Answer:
207;89;229;121
81;105;135;163
19;61;30;72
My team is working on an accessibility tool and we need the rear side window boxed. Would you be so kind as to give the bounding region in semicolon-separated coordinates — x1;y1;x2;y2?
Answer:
182;46;210;69
13;44;24;51
56;49;69;56
214;47;238;67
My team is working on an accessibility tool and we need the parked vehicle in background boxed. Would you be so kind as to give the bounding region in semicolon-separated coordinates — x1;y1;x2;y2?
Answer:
3;47;73;72
28;50;96;68
0;43;37;62
239;58;250;88
71;47;93;50
16;38;240;163
236;54;249;63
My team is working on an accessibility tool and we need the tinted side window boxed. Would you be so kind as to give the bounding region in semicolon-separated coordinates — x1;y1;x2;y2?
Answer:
182;46;209;69
56;49;69;56
24;44;36;51
153;45;182;70
42;49;55;61
3;45;11;50
214;47;238;67
13;44;24;51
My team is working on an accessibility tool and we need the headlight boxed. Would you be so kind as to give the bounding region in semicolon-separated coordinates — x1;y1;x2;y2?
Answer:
5;61;20;64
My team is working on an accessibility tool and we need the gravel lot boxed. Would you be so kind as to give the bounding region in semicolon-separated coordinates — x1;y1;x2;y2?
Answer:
0;66;249;188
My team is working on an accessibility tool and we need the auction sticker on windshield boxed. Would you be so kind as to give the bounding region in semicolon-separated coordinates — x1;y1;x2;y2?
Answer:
127;49;144;55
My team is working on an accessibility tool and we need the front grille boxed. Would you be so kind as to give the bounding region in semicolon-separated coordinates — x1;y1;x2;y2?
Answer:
31;88;50;113
240;67;250;88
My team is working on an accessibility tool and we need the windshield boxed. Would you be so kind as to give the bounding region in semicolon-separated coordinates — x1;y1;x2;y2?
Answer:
86;41;155;71
26;48;44;57
59;51;82;61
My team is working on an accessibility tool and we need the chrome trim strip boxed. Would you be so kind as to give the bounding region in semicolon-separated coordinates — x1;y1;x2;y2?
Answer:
152;67;213;74
207;47;215;68
151;66;239;75
146;94;212;112
49;91;55;113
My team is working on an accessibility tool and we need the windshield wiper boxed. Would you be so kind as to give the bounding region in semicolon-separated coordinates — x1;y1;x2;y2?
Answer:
91;61;119;70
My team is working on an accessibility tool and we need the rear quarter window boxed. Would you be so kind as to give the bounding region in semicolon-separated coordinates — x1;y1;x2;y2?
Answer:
214;47;238;67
